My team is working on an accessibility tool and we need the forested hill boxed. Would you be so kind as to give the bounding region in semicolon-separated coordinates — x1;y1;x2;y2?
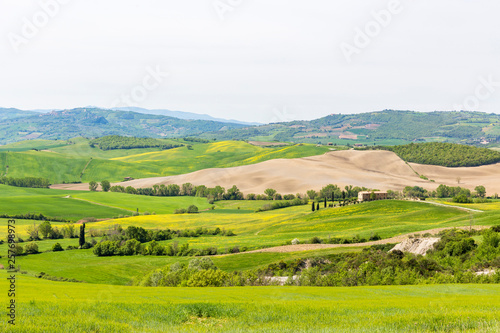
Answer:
385;142;500;167
0;108;37;121
0;108;245;144
2;108;500;145
199;110;500;145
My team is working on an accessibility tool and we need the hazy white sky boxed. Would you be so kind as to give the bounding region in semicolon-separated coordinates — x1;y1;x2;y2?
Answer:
1;0;499;123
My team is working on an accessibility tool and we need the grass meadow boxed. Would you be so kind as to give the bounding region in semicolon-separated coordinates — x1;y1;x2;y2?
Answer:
0;139;330;183
1;273;499;332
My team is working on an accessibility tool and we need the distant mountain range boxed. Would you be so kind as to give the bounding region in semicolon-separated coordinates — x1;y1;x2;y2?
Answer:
0;107;246;144
1;107;499;146
111;107;261;126
198;110;500;146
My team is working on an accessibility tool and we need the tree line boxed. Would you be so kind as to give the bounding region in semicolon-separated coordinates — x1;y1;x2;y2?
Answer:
89;135;183;150
0;176;50;188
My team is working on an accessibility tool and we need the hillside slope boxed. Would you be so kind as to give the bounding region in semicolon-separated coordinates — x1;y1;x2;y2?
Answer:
53;150;500;195
200;110;500;145
0;107;245;144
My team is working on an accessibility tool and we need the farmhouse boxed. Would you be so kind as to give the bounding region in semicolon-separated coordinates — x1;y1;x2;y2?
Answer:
358;191;388;202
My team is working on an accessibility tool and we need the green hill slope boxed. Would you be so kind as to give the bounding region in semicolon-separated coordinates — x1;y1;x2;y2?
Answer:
201;110;500;145
0;139;330;183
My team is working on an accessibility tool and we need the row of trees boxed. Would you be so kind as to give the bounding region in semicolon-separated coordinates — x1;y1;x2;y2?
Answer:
394;185;488;201
90;180;370;205
0;176;50;188
89;135;183;150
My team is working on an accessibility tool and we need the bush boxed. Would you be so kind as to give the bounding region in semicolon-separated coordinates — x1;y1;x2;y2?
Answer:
452;194;472;203
187;205;199;214
291;238;300;245
310;236;322;244
52;243;64;252
174;208;187;214
187;270;230;287
24;242;39;254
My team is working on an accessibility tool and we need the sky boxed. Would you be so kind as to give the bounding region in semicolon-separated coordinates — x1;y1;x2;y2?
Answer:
1;0;500;123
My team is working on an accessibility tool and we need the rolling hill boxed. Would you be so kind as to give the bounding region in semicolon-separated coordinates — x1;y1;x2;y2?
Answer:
2;108;500;146
0;107;245;144
0;139;330;183
200;110;500;145
52;149;500;196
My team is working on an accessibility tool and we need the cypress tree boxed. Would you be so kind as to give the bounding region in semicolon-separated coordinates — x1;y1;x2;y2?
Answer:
312;202;315;212
324;197;327;208
79;223;86;248
316;203;320;211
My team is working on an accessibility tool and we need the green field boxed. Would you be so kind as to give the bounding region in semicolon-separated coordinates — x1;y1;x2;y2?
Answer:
0;184;214;223
0;139;330;183
1;136;499;332
1;273;499;332
86;200;488;250
3;199;498;287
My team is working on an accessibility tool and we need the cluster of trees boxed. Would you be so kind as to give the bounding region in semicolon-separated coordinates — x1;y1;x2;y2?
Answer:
91;225;236;257
93;240;226;257
387;142;500;167
105;182;240;202
22;221;77;241
0;176;50;188
307;184;368;201
89;135;183;150
174;205;199;214
137;226;500;287
388;184;488;202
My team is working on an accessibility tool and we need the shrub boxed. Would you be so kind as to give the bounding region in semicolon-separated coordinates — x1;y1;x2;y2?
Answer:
174;208;187;214
291;238;300;245
310;236;322;244
452;194;472;203
187;269;230;287
24;242;39;254
187;205;199;214
52;243;64;252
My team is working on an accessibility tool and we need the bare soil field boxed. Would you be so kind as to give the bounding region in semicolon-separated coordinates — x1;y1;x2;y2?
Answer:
52;150;500;195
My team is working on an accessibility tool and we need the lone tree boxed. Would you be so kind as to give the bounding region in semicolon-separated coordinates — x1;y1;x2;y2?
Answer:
316;203;320;211
324;197;327;208
101;180;110;192
39;221;52;239
89;181;98;191
265;188;277;200
79;223;86;248
307;190;317;200
475;185;486;198
312;202;315;212
331;192;334;202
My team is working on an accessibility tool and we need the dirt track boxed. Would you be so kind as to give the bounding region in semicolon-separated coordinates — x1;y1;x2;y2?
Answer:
243;225;489;253
51;150;500;195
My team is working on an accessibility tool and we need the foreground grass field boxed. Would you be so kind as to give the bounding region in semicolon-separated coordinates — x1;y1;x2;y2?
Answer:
1;273;499;332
